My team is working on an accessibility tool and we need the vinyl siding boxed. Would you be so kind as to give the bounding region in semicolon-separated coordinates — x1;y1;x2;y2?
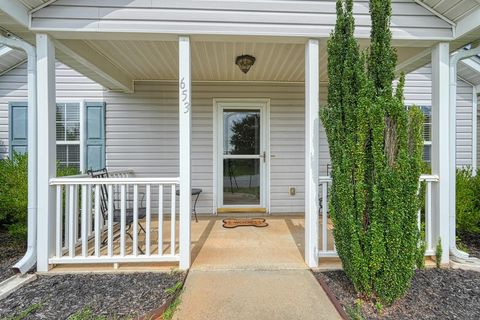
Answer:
31;0;453;40
0;62;475;214
402;65;475;168
0;62;105;158
105;82;308;214
477;95;480;169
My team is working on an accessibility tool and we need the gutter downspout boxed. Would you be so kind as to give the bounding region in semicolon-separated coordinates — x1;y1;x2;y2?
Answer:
449;46;480;260
0;33;38;274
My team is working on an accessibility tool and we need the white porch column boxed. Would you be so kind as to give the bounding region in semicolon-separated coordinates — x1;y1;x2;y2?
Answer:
178;35;191;270
431;42;450;264
305;39;320;268
36;34;56;272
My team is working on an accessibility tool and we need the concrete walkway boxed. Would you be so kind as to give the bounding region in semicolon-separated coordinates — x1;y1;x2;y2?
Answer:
173;217;342;320
173;269;341;320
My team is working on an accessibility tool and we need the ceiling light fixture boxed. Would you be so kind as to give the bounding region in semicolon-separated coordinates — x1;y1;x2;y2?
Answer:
235;54;256;74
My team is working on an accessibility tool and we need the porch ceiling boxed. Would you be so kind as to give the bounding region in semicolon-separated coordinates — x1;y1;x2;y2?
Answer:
0;44;25;75
458;57;480;87
79;39;428;83
416;0;480;23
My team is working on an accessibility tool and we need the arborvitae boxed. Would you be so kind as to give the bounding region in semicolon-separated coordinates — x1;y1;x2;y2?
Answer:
322;0;424;304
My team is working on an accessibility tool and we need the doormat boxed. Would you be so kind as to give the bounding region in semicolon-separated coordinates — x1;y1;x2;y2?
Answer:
222;218;268;228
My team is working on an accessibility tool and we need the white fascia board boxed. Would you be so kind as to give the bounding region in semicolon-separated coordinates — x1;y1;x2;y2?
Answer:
0;0;29;27
55;40;134;93
454;7;480;39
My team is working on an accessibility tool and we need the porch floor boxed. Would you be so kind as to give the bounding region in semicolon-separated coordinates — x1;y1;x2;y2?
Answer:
49;215;339;273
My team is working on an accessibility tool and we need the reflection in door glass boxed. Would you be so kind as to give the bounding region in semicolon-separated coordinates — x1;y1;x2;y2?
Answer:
223;159;260;205
223;110;260;155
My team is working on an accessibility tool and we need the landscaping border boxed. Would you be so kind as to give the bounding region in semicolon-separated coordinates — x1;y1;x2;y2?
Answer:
137;269;189;320
311;270;349;320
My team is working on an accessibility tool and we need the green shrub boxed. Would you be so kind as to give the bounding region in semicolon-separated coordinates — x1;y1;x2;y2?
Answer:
0;153;28;239
0;153;78;239
456;168;480;235
416;240;426;270
435;238;442;268
322;0;424;304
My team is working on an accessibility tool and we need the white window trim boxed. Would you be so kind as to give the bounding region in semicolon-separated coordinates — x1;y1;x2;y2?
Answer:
55;99;85;171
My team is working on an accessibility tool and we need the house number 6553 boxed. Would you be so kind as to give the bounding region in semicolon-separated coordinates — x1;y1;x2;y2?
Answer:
180;77;190;114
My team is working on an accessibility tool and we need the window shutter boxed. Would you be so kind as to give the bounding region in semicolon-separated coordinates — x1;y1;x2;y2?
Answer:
85;102;106;171
9;102;28;157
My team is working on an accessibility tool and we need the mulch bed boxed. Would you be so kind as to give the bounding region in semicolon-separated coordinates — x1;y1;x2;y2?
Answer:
314;268;480;319
0;230;26;283
0;272;184;319
458;232;480;259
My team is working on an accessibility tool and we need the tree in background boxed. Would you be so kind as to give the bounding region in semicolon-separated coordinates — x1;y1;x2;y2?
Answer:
321;0;424;304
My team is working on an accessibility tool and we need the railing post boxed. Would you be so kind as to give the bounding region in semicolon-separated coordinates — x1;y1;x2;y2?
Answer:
305;39;320;268
36;34;56;272
179;35;192;270
431;43;450;264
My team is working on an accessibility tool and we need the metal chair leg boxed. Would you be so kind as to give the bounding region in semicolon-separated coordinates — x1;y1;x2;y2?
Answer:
192;193;200;223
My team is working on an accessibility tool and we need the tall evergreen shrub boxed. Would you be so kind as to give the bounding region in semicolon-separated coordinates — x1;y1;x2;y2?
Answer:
321;0;424;304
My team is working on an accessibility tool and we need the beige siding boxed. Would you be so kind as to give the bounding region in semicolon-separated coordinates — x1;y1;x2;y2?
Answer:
31;0;453;40
0;62;105;158
402;65;475;167
0;62;475;214
478;95;480;169
105;82;308;214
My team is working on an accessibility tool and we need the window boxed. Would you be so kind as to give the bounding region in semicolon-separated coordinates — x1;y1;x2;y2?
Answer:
9;101;105;172
421;106;432;163
406;105;431;162
56;102;81;169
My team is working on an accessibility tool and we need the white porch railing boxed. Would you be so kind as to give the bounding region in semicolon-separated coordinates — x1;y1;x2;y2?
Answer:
49;170;180;265
318;174;439;258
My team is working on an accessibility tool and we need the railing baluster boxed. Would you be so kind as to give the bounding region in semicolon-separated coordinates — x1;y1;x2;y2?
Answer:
55;185;62;258
107;185;114;257
158;185;164;256
126;182;130;210
171;184;176;255
68;185;75;257
146;185;151;256
74;185;79;243
133;184;139;256
94;185;101;257
87;184;92;236
65;186;70;253
426;181;432;252
120;185;126;256
81;185;88;257
322;182;328;253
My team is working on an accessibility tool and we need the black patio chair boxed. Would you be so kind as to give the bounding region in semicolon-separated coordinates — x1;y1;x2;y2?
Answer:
175;188;202;223
87;168;147;254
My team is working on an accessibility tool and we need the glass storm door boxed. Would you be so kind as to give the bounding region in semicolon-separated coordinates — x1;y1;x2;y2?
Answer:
218;104;267;208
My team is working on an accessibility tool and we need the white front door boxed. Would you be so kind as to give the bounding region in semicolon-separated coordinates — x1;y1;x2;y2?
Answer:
215;100;269;211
